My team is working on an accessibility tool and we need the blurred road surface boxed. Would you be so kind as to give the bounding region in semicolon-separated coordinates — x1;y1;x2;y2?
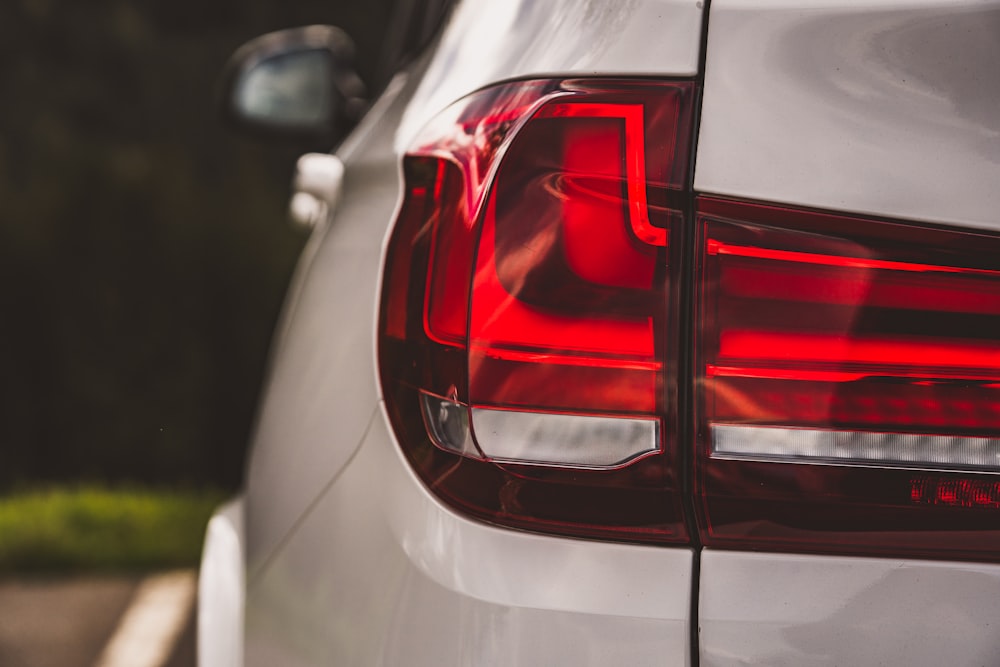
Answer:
0;575;195;667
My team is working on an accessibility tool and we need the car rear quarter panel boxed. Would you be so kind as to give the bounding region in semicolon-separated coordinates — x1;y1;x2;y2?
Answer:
240;1;705;664
245;409;694;666
243;0;706;582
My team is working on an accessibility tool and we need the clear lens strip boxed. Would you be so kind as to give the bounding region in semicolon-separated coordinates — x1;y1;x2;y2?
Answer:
712;423;1000;473
472;408;659;469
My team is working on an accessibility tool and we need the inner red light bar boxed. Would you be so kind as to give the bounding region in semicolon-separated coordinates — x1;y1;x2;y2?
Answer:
718;332;1000;378
708;237;1000;276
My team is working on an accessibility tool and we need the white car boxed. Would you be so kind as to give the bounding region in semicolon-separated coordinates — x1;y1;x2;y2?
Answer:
198;0;1000;665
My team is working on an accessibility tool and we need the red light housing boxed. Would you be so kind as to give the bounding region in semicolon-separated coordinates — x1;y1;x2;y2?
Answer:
379;79;694;543
696;197;1000;561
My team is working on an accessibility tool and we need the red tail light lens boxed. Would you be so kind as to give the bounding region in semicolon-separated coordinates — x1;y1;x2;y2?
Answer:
379;80;694;543
696;197;1000;560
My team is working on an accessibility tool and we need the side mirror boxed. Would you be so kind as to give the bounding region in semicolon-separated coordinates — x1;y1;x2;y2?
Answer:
220;26;366;142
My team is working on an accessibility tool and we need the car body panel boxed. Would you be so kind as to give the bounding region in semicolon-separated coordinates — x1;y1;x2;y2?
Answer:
241;72;411;579
396;0;704;150
198;496;245;667
695;0;1000;232
244;407;694;666
242;0;707;584
700;550;1000;667
238;2;705;662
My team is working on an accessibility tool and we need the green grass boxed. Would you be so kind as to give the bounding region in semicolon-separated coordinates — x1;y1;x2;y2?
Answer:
0;486;226;574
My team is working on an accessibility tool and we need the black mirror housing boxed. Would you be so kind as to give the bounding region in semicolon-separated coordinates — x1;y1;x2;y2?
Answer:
220;26;366;143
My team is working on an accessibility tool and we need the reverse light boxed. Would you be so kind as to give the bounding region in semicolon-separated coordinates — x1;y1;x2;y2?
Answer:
379;79;694;543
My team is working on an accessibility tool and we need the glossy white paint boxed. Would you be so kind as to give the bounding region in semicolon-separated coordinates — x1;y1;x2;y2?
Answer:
198;497;245;667
700;549;1000;666
245;407;693;666
696;0;1000;232
241;72;410;578
397;0;704;149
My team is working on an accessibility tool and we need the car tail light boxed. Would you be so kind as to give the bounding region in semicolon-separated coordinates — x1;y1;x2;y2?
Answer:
380;78;1000;560
696;197;1000;560
379;79;694;543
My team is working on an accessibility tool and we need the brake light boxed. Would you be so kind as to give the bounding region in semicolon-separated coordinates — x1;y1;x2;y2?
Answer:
379;79;694;543
696;197;1000;560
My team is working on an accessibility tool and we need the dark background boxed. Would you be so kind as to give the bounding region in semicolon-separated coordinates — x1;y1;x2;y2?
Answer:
0;0;400;491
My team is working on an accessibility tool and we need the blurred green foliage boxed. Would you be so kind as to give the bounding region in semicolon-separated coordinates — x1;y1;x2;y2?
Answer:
0;0;393;489
0;486;226;572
